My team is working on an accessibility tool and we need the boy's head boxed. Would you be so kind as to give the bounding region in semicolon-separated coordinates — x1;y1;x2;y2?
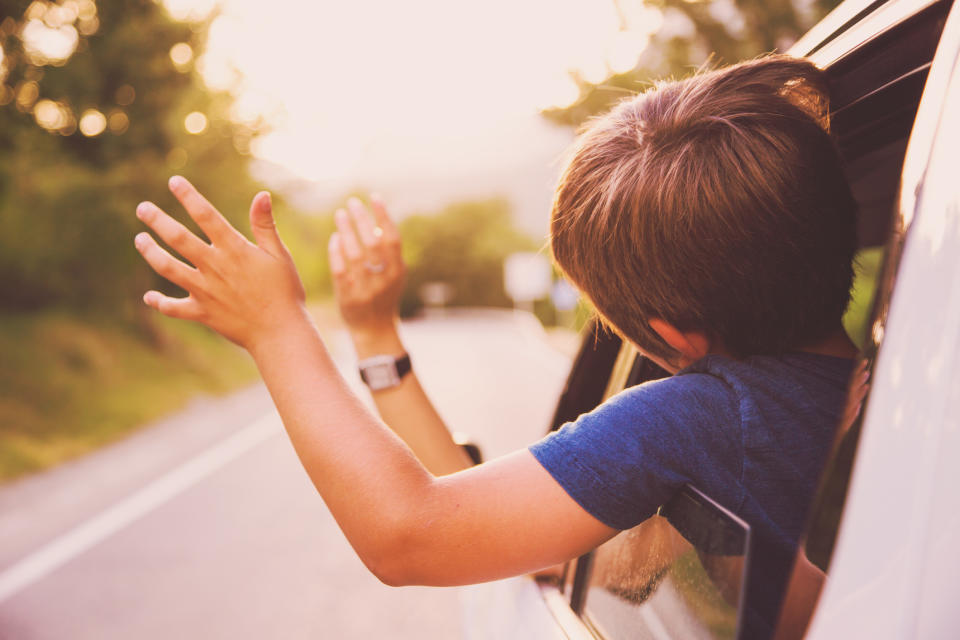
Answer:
550;55;857;362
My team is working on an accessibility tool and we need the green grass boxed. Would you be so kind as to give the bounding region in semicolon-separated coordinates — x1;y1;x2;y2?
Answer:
0;310;259;483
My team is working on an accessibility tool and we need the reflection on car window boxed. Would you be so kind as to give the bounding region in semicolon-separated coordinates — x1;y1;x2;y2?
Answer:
582;487;751;640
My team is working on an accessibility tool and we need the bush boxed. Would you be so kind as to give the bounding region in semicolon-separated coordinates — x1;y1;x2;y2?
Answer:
397;198;540;316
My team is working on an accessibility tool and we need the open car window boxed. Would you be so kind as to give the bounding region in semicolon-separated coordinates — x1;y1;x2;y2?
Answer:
582;486;751;640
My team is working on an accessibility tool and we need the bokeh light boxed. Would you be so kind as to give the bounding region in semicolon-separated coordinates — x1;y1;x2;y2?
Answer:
167;147;188;169
78;108;106;136
21;18;79;65
115;84;136;106
33;99;69;131
108;110;129;134
169;42;193;70
16;0;99;63
15;81;39;111
184;111;208;134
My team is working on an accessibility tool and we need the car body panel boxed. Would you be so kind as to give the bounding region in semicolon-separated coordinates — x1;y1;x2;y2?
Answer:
806;2;960;636
797;0;942;66
460;577;578;640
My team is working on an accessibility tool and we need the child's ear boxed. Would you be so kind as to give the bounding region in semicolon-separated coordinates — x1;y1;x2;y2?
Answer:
648;318;712;363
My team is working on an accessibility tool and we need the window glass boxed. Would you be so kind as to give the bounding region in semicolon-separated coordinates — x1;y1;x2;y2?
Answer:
582;486;750;640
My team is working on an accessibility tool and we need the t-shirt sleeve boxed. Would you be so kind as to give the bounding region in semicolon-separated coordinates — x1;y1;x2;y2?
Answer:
528;374;741;530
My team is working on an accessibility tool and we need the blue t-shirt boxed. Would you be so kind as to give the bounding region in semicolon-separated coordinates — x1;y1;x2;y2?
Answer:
529;352;853;635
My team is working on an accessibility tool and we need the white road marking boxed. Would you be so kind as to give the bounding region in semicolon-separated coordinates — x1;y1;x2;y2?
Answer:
0;412;282;605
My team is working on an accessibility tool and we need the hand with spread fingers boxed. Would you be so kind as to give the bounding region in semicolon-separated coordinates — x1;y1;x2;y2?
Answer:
134;175;308;350
329;196;406;343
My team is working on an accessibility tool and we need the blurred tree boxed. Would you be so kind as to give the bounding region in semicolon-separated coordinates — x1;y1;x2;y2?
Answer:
397;198;539;317
0;0;263;317
542;0;843;127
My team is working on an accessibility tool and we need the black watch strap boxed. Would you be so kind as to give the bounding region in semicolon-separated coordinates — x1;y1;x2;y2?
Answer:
395;353;412;378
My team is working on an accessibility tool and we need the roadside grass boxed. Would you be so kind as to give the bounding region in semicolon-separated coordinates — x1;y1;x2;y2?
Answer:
0;310;259;484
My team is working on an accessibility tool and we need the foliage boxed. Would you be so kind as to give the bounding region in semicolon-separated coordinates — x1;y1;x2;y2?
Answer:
0;0;262;318
542;0;843;127
0;309;258;482
397;198;540;317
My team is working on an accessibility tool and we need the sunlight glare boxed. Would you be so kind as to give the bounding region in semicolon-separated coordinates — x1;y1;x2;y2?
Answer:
163;0;218;22
164;0;651;188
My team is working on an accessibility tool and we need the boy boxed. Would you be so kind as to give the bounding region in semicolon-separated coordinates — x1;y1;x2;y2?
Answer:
133;55;858;635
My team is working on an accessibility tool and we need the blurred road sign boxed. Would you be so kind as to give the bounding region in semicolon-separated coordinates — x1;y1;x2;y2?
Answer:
419;281;455;307
551;279;579;311
504;252;551;304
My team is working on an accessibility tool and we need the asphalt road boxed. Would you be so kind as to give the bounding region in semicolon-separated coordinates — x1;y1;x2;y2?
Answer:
0;309;573;639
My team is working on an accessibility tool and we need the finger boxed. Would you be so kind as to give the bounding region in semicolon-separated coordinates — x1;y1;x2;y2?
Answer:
135;232;201;291
370;194;400;244
248;191;286;257
136;201;209;265
347;197;378;248
168;175;242;248
143;290;204;321
334;208;363;262
328;232;346;275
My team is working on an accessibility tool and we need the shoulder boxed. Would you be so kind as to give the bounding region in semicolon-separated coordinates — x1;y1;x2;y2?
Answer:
591;367;740;431
682;352;854;422
528;371;742;529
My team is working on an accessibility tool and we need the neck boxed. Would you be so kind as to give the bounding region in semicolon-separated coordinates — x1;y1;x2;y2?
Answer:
798;328;859;359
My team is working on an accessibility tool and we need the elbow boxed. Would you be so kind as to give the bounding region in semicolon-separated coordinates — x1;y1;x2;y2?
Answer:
368;559;412;588
355;509;426;587
362;536;421;588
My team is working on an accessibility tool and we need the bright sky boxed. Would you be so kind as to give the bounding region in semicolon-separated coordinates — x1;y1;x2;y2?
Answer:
160;0;662;224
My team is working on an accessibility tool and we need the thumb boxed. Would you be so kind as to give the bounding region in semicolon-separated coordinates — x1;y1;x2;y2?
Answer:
249;191;285;256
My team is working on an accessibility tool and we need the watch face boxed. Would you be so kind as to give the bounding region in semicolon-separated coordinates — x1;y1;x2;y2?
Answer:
361;358;401;390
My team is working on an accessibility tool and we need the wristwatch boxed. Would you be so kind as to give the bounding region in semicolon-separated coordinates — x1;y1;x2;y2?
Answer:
358;353;412;391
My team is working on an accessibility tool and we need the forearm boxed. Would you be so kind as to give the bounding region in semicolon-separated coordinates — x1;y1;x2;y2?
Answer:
248;310;436;574
351;323;474;475
135;183;617;588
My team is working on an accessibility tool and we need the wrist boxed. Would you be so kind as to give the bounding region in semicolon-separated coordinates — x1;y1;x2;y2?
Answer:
246;304;316;361
350;321;405;359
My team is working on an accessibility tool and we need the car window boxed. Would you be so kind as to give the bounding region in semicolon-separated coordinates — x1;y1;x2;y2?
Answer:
581;486;750;640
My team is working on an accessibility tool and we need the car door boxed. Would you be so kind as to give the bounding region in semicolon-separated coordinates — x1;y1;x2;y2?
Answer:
796;0;960;636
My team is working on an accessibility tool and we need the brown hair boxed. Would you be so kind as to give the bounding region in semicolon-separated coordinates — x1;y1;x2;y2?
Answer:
550;55;857;361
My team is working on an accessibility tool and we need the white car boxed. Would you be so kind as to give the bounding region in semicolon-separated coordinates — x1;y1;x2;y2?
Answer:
464;0;960;636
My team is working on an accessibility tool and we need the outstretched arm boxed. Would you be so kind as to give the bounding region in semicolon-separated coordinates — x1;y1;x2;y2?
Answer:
134;177;617;585
328;197;473;475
